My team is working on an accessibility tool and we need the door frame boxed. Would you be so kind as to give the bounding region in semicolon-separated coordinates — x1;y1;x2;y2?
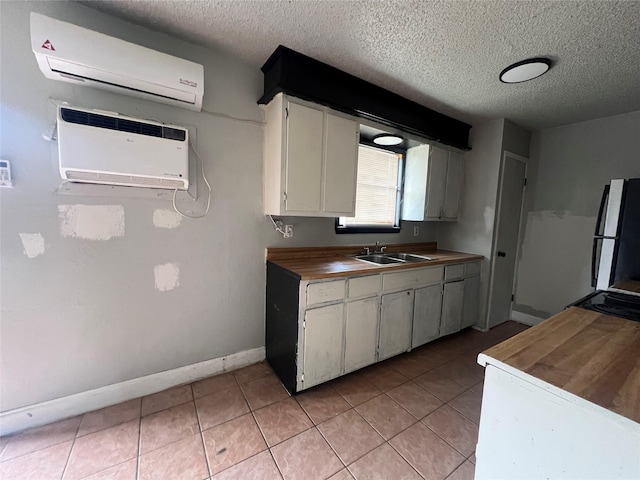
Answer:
485;151;528;329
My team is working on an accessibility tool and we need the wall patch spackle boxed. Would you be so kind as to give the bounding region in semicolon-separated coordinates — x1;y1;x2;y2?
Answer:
154;263;180;292
58;205;125;240
19;233;46;258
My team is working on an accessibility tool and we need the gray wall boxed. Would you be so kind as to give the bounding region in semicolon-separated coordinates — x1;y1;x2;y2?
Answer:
513;110;640;320
437;119;531;329
437;118;502;330
0;1;436;412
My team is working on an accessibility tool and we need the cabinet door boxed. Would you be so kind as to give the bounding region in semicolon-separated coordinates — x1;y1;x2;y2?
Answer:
461;275;480;329
323;113;358;215
402;144;430;221
379;290;414;361
425;146;448;219
285;102;324;213
440;280;464;337
345;296;379;373
303;303;344;388
412;284;443;348
442;151;463;220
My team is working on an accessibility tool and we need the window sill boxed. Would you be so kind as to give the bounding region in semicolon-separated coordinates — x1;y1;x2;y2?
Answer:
335;224;401;234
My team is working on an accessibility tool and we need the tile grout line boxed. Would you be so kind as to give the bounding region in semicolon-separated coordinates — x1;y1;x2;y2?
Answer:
420;415;476;459
384;439;427;479
136;394;143;480
191;382;213;479
316;406;387;470
59;415;82;480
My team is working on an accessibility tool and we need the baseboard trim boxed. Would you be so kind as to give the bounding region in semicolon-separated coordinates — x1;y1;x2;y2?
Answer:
0;346;265;436
511;311;546;326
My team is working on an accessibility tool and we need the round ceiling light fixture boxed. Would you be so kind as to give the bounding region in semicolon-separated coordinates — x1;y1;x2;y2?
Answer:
499;57;552;83
373;134;403;146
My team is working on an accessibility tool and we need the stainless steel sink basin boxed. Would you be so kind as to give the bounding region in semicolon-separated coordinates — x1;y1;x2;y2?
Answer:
352;253;436;265
384;253;436;262
354;254;404;265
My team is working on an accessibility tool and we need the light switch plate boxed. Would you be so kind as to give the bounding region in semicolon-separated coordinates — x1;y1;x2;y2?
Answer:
0;159;12;187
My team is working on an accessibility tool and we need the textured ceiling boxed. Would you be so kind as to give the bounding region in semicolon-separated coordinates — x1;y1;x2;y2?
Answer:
84;0;640;130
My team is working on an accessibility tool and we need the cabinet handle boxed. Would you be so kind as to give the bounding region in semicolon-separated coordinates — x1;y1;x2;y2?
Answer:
497;251;506;257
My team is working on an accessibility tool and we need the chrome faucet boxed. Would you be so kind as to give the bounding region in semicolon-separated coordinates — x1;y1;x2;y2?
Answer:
361;246;371;255
374;241;386;253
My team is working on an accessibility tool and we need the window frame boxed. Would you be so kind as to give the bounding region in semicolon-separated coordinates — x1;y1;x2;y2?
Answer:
335;141;405;234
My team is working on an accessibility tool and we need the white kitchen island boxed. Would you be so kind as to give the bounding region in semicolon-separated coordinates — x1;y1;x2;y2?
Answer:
475;307;640;480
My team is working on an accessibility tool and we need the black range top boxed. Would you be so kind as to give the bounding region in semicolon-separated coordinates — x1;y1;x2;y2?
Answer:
571;290;640;322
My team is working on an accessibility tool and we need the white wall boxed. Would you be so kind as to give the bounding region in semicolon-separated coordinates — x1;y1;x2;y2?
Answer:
0;1;437;415
513;110;640;321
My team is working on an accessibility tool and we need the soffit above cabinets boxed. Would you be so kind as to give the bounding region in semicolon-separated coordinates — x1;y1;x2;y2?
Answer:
259;46;471;151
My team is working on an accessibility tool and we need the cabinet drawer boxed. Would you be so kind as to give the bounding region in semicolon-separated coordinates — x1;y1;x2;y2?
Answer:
383;267;443;292
348;275;380;299
465;261;481;277
444;264;465;281
306;280;345;306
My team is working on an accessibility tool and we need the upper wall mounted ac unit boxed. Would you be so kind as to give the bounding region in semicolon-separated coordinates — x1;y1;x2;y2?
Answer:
30;13;204;111
57;105;189;190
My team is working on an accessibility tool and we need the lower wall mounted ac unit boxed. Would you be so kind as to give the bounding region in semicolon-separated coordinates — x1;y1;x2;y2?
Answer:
57;105;189;190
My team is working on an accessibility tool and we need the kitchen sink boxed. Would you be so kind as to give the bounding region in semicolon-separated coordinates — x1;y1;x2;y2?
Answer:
353;252;436;265
384;253;436;262
354;254;404;265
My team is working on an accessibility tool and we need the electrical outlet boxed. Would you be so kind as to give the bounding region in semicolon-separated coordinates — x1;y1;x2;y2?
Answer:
413;226;419;236
284;225;294;238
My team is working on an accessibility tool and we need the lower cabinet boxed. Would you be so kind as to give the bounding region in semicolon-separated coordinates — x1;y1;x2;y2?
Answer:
379;290;414;361
462;275;480;329
344;296;379;374
303;303;344;389
412;284;443;348
265;259;481;394
440;280;465;336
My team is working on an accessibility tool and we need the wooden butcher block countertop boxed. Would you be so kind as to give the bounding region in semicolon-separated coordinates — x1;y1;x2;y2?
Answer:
479;307;640;424
267;242;483;280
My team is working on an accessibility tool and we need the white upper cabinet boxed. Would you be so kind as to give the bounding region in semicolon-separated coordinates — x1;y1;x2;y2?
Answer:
402;144;464;221
285;102;324;212
263;93;359;217
442;151;463;220
425;146;448;219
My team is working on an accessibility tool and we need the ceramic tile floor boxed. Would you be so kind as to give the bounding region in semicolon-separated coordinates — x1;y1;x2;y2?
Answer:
0;321;528;480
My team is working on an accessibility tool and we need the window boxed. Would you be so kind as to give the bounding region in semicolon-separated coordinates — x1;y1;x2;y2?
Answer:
336;144;403;233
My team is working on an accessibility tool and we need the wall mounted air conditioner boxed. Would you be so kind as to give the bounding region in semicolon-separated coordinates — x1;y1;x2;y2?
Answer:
30;13;204;111
57;105;189;190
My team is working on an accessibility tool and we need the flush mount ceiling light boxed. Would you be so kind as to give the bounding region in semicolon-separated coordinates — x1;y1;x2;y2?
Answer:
500;57;552;83
373;134;403;146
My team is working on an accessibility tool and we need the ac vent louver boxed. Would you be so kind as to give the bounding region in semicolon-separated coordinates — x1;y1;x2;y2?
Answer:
60;108;186;141
56;105;189;190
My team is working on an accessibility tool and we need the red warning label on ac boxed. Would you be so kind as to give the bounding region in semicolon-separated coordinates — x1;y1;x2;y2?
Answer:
41;39;55;51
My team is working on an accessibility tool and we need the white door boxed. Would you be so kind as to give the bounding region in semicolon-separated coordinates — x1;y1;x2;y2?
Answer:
303;303;344;388
440;280;464;336
425;146;448;219
379;290;414;360
344;296;379;373
462;275;480;329
487;152;527;328
442;151;463;220
322;113;358;215
412;284;442;348
285;102;324;213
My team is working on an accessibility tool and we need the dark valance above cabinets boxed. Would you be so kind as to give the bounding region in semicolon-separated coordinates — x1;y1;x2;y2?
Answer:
258;46;471;151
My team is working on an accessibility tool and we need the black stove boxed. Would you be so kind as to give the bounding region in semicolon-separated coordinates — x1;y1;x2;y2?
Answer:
571;290;640;322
